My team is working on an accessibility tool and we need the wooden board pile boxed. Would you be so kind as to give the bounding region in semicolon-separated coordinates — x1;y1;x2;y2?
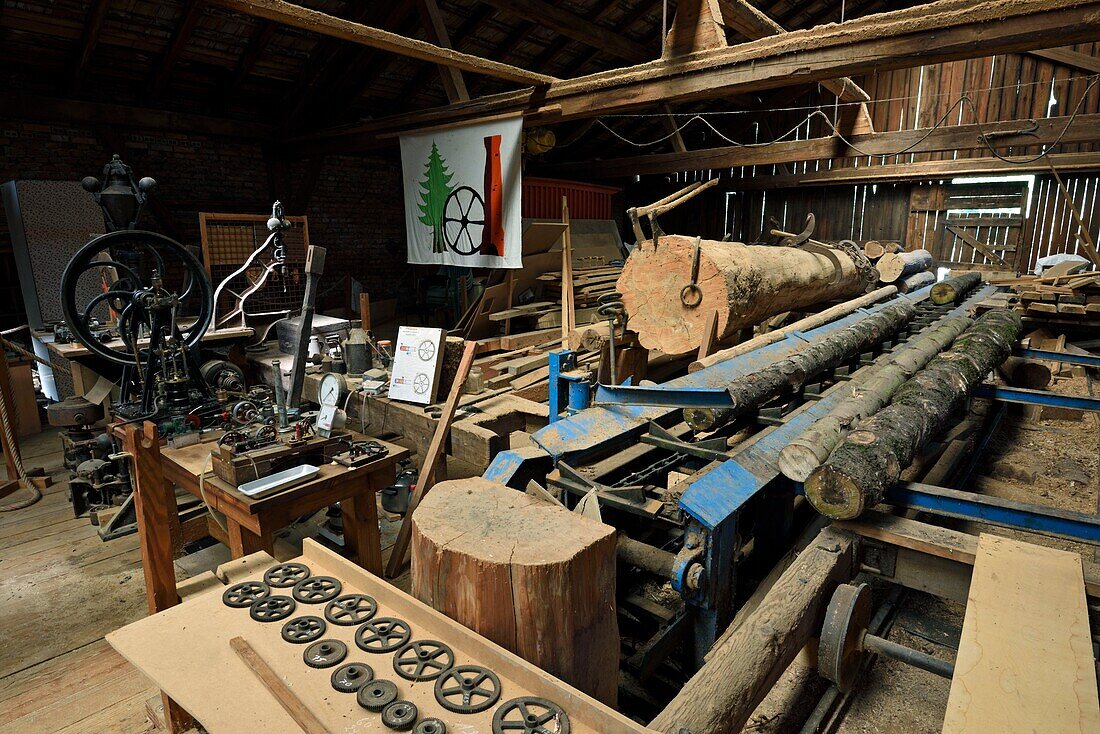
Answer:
975;261;1100;323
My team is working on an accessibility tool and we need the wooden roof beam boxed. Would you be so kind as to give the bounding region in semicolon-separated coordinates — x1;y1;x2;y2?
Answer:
539;112;1100;177
292;0;1100;152
206;0;554;85
151;0;206;100
70;0;112;90
475;0;653;64
722;151;1100;188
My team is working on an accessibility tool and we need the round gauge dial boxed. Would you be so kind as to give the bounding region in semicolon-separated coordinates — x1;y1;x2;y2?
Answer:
319;373;348;407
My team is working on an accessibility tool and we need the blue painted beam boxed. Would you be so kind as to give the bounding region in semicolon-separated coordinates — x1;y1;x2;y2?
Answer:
974;383;1100;412
594;384;733;408
1016;347;1100;368
887;482;1100;544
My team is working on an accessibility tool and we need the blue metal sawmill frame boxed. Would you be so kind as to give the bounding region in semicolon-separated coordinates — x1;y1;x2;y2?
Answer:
484;283;1099;667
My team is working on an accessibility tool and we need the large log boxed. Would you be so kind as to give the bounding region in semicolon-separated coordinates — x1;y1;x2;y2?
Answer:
876;249;933;283
410;478;619;705
618;235;865;355
930;272;982;305
778;314;973;482
689;285;897;372
684;300;916;432
649;527;857;734
805;309;1022;519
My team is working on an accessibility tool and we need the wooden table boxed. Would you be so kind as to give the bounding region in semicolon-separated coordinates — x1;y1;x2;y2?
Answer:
157;432;408;571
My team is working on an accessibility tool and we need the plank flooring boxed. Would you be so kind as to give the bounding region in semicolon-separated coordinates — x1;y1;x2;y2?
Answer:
0;428;412;733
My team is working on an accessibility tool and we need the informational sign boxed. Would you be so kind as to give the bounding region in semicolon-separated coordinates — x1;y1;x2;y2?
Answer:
400;117;522;269
388;326;446;405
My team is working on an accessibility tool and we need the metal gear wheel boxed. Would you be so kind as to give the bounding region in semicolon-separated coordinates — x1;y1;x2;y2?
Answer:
414;719;447;734
281;615;326;644
303;639;348;669
264;562;311;588
357;678;399;712
382;700;419;731
249;595;295;622
222;580;270;608
325;593;378;626
330;662;375;693
292;576;342;604
392;640;454;681
434;665;501;714
355;617;412;653
491;697;569;734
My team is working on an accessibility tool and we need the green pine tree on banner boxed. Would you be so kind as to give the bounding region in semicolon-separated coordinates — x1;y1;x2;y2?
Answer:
417;141;455;253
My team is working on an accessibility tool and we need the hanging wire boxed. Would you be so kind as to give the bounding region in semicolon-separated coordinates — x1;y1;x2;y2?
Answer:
582;74;1099;168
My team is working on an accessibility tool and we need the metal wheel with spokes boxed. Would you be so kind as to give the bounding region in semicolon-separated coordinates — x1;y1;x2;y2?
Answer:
442;186;485;256
392;640;454;681
434;665;501;714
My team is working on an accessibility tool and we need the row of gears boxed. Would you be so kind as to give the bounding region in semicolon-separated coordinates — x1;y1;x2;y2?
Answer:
222;563;571;733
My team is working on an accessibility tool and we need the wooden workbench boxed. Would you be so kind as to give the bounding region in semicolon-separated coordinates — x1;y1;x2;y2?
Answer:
107;539;656;734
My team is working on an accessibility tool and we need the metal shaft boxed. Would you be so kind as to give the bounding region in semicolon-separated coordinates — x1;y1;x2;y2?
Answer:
271;359;288;429
287;246;325;409
862;633;954;679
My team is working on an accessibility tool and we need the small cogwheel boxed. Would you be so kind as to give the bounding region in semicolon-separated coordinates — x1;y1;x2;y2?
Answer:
381;700;419;731
357;678;399;712
302;639;348;669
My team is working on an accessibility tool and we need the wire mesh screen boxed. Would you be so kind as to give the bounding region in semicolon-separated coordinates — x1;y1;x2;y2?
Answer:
199;213;310;318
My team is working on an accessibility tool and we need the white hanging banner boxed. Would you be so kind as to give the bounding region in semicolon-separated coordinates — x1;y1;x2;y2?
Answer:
400;117;523;269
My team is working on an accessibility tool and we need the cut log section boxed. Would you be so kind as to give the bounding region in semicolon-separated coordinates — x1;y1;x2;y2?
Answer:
410;478;619;705
618;235;865;355
684;300;916;432
997;355;1052;389
897;270;935;293
805;309;1022;519
779;315;973;482
876;249;933;283
930;272;982;305
863;240;901;261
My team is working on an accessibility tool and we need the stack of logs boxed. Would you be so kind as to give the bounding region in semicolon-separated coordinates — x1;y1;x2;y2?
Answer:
865;241;936;293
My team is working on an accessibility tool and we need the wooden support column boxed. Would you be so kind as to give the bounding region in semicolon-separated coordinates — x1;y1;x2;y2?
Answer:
414;0;469;103
649;527;857;734
120;422;194;733
664;0;728;58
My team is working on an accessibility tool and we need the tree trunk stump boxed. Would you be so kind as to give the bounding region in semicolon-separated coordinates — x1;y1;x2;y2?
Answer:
410;478;619;705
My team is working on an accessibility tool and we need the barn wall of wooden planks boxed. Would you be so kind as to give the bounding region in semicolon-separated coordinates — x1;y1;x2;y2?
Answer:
622;46;1100;272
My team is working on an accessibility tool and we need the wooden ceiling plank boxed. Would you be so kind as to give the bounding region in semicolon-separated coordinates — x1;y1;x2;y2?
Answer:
414;0;469;103
207;0;554;84
151;0;207;100
475;0;652;64
70;0;112;89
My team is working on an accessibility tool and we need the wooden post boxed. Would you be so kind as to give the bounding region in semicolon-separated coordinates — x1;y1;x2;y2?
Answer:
358;291;371;331
385;340;478;577
649;527;857;734
561;196;575;347
411;478;619;705
120;421;194;733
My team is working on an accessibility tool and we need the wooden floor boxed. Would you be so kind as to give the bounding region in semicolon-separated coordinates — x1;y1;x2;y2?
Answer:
0;431;156;733
0;428;417;733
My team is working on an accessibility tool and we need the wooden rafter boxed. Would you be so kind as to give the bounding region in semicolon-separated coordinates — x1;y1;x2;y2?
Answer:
151;0;206;100
71;0;112;89
394;6;496;108
414;0;469;103
1028;46;1100;74
206;0;555;85
231;19;277;91
541;112;1100;178
716;0;870;103
294;0;1100;151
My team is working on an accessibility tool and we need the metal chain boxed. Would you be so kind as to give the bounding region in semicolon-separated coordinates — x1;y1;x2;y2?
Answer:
834;239;878;289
